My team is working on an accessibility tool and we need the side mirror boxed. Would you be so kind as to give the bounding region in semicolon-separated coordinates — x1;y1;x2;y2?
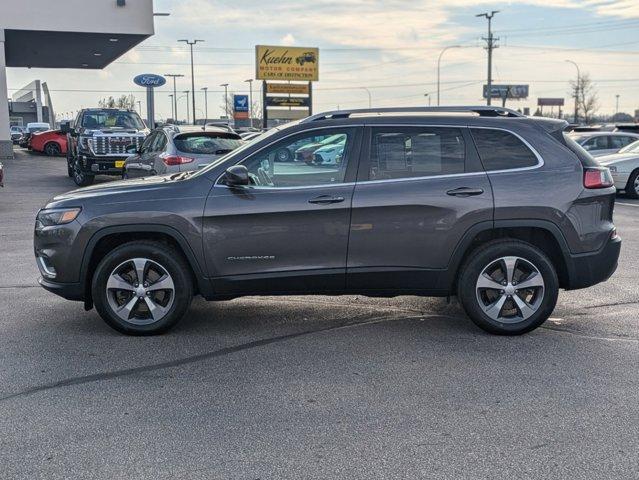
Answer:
224;165;249;186
60;121;71;134
125;144;139;154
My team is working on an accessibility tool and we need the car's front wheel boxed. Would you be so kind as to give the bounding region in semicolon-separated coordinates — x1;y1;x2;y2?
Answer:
92;241;193;335
457;240;558;335
72;159;95;186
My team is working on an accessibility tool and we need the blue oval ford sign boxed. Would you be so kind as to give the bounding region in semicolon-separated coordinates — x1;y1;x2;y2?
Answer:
133;74;166;88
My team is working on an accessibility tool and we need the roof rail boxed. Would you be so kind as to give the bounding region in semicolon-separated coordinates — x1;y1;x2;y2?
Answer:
301;106;525;123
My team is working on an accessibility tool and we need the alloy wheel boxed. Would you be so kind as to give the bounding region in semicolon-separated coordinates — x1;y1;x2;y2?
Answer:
105;258;175;325
475;256;545;323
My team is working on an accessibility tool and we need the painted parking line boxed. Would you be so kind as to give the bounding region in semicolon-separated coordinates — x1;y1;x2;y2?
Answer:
616;202;639;207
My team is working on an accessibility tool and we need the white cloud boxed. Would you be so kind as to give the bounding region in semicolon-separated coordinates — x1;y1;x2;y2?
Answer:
280;33;296;45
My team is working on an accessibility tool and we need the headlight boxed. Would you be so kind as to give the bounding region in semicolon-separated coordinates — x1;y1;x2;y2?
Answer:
36;208;81;227
608;166;617;173
79;136;90;150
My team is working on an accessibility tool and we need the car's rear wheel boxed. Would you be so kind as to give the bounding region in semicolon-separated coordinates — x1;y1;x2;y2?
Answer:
625;169;639;199
457;240;558;335
44;142;61;156
275;147;292;162
72;159;94;186
92;241;193;335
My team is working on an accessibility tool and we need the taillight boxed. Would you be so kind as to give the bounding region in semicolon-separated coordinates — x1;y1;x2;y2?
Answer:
584;167;614;189
161;155;194;166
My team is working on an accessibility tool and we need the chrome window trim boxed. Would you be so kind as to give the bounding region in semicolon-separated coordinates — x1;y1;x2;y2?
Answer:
213;123;545;190
214;125;362;190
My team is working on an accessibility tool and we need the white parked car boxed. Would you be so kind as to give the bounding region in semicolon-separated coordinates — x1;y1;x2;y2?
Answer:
313;137;346;165
597;140;639;198
570;131;639;157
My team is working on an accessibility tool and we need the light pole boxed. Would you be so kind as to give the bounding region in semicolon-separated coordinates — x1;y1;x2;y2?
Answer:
220;83;229;119
136;100;142;114
565;60;580;123
178;39;204;125
165;73;184;123
360;87;372;108
424;93;431;106
615;94;620;115
168;94;174;121
476;11;499;106
437;45;461;106
244;79;253;125
183;90;190;123
201;87;209;124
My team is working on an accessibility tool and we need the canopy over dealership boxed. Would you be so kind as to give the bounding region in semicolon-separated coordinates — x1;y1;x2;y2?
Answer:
0;0;155;159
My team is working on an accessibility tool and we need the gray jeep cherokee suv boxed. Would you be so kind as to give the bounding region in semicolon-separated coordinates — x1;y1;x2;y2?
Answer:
34;107;621;336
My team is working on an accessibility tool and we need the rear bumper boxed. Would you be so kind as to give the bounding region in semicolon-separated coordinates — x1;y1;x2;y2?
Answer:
38;277;84;301
565;236;621;290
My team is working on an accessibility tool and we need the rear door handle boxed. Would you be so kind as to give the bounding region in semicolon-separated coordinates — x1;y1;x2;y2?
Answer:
446;187;484;197
308;195;345;205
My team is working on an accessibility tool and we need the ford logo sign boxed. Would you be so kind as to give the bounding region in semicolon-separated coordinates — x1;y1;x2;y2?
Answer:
133;74;167;88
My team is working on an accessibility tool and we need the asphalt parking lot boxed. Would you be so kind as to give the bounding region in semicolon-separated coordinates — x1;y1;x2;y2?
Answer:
1;149;638;479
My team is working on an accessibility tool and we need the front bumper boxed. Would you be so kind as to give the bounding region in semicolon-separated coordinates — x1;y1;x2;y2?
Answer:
565;235;621;290
38;277;84;301
77;153;126;175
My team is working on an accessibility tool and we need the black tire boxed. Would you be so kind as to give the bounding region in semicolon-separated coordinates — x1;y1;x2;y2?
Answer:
457;240;559;335
91;241;193;335
44;142;61;156
625;169;639;199
72;159;95;186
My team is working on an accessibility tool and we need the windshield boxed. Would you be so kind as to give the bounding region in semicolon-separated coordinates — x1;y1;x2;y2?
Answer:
81;111;145;130
174;134;244;155
618;140;639;154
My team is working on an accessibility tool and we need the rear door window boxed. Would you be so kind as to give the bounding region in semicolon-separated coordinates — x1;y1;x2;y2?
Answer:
470;128;538;171
368;127;465;180
610;135;636;150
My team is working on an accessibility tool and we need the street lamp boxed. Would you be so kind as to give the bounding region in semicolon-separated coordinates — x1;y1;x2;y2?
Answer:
244;79;253;125
183;90;190;123
565;60;580;123
437;45;461;106
178;39;204;125
615;94;620;115
168;94;174;121
424;93;431;106
220;83;229;119
360;87;372;108
165;73;184;124
201;87;209;124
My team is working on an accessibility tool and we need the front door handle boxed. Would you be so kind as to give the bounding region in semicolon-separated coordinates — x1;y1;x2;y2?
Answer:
308;195;345;205
446;187;484;197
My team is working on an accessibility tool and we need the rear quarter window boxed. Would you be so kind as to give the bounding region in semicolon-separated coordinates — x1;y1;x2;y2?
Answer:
470;128;539;171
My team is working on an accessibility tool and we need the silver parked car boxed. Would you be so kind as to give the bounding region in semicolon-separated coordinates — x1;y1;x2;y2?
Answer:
123;125;244;179
570;131;639;157
597;139;639;198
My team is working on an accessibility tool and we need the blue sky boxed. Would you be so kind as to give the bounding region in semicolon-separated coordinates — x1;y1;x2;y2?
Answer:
7;0;639;120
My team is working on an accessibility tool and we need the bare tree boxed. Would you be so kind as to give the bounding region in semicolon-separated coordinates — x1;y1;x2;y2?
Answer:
98;94;136;110
570;73;599;124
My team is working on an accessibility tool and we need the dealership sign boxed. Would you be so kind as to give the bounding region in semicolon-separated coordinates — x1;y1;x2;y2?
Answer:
233;94;249;120
266;96;311;108
266;82;310;95
133;74;166;88
483;84;529;99
255;45;319;81
537;97;564;107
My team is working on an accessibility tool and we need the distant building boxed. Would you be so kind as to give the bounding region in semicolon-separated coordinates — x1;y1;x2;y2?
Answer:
8;80;54;127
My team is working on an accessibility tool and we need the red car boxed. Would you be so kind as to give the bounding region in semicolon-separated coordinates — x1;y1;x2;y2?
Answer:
30;130;68;156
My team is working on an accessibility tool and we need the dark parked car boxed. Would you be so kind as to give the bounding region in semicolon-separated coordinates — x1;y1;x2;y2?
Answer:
123;125;243;179
62;108;148;187
34;106;620;336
